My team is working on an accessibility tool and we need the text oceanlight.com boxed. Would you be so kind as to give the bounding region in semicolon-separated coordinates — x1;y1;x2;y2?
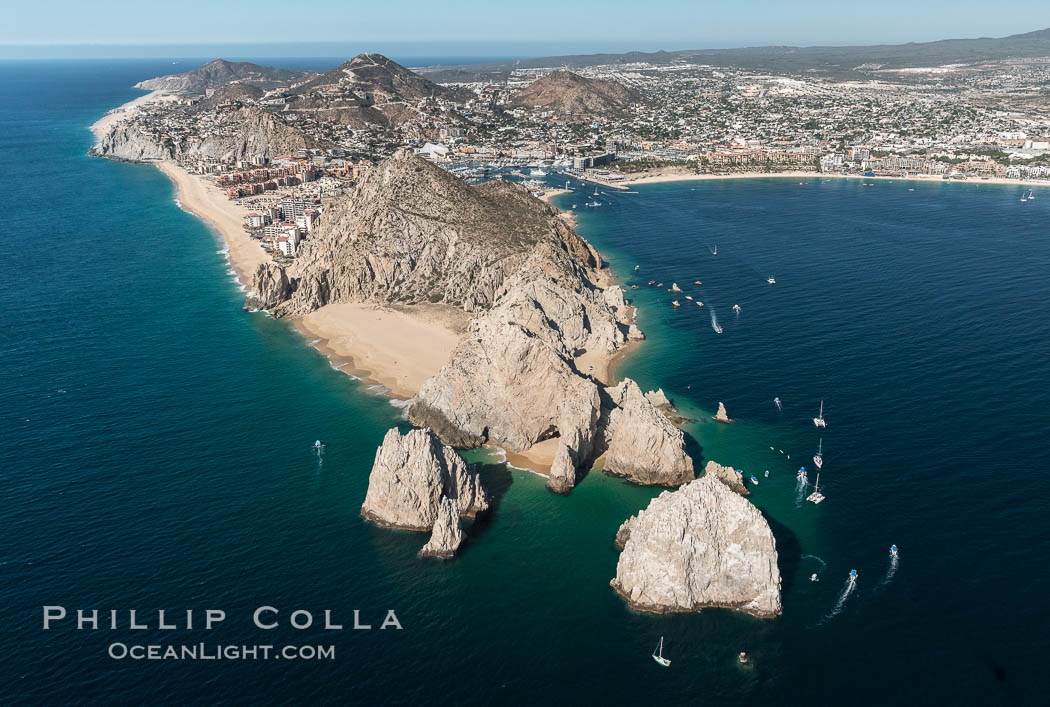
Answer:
108;643;335;661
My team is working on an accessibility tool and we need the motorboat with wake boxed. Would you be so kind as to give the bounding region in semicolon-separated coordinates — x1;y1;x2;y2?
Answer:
797;466;808;483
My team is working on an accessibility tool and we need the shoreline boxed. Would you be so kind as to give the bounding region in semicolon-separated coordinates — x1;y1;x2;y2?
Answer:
96;98;638;476
620;167;1050;189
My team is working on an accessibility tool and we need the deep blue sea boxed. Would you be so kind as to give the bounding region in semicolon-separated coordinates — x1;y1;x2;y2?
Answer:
2;60;1048;705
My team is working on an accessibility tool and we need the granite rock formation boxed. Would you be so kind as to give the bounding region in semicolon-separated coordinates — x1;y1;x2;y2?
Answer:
418;496;465;558
714;401;731;423
360;427;488;531
546;442;577;494
704;460;749;496
611;475;782;617
244;262;291;311
600;379;694;486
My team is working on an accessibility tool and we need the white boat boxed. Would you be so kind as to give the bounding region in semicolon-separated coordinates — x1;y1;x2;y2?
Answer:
713;324;723;334
634;265;640;271
1029;190;1036;200
529;168;548;177
813;400;827;428
774;396;782;411
732;304;741;313
797;466;807;482
849;569;858;583
594;187;600;196
764;469;769;478
652;636;671;667
670;282;682;292
890;544;899;557
806;472;825;504
672;300;680;307
685;295;693;301
750;475;759;485
712;245;718;256
813;438;823;469
1021;191;1029;203
767;276;776;284
696;301;704;307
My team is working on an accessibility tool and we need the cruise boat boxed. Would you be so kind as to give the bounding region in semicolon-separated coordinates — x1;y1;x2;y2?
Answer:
652;637;671;667
813;438;823;469
529;168;548;177
813;400;827;428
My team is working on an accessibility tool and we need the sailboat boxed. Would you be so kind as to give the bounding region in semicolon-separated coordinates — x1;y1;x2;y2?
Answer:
807;472;825;503
1021;191;1029;203
712;245;718;256
813;438;823;469
1029;190;1036;200
652;636;671;667
594;187;600;197
813;400;827;428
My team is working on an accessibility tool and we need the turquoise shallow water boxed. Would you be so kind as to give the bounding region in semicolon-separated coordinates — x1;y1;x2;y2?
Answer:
2;61;1048;704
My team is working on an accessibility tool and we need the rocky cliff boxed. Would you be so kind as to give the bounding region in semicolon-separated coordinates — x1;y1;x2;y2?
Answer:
611;474;782;617
90;122;174;161
250;150;698;493
418;496;465;558
599;379;694;486
92;104;322;165
360;427;488;532
704;460;749;496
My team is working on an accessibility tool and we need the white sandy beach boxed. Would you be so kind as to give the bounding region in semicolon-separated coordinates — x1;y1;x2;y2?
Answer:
297;302;469;400
155;162;271;282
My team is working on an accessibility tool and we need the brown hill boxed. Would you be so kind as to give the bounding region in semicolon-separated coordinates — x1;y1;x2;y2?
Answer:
277;54;472;128
509;70;642;118
135;58;311;93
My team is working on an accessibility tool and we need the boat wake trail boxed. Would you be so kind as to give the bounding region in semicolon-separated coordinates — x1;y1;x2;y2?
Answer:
802;554;827;569
795;478;807;507
877;552;899;589
710;309;722;334
820;577;856;624
774;397;783;412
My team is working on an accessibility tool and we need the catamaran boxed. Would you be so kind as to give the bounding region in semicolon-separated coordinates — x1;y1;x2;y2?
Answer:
813;400;827;428
806;472;825;504
652;636;671;667
813;438;823;469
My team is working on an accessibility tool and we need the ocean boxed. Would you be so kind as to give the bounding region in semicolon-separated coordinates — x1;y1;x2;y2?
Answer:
1;60;1047;704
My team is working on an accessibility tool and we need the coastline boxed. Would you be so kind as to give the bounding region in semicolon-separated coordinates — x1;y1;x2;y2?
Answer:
97;99;638;476
621;167;1050;189
89;90;177;145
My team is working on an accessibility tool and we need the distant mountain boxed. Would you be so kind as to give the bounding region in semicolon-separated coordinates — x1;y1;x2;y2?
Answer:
276;53;472;128
135;59;313;93
509;70;642;118
421;28;1050;80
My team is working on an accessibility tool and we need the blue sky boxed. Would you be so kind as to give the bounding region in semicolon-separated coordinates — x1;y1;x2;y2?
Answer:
4;0;1050;54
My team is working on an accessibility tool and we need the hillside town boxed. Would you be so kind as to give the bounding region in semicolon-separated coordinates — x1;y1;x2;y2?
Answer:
100;53;1050;258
